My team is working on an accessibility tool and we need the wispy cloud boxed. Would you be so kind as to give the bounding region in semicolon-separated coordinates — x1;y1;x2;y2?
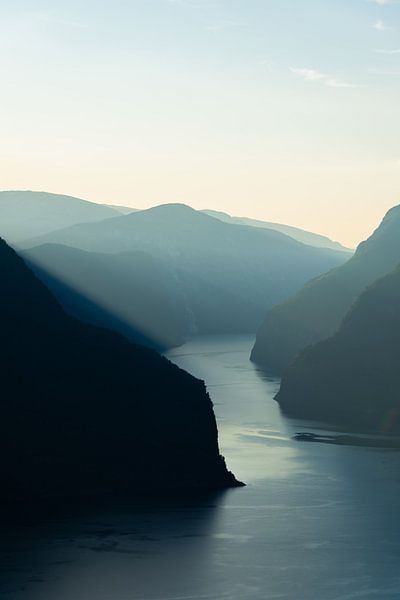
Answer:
290;68;328;81
369;66;400;75
290;68;357;89
325;79;357;88
373;19;388;31
369;0;400;4
374;48;400;53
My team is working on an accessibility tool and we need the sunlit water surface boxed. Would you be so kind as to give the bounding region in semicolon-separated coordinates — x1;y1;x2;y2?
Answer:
2;335;400;599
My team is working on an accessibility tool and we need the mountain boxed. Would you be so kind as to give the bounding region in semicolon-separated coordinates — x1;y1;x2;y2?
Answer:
22;244;188;350
202;209;350;252
0;191;121;244
23;204;350;336
0;238;239;506
277;264;400;433
105;204;137;214
251;205;400;374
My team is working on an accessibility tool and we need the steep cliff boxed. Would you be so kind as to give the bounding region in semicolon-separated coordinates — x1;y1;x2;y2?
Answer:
277;264;400;433
0;238;239;506
252;205;400;373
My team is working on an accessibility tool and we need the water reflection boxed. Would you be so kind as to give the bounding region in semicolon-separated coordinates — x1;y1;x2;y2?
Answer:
2;335;400;600
0;496;226;600
167;335;302;482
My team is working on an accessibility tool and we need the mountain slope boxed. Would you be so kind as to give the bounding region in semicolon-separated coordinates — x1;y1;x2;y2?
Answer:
105;204;137;214
23;204;349;335
277;264;400;433
251;205;400;373
0;190;121;244
22;244;188;350
202;209;350;252
0;238;238;506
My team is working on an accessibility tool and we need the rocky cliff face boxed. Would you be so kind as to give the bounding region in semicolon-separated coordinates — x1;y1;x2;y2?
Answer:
251;205;400;374
0;238;239;507
277;264;400;433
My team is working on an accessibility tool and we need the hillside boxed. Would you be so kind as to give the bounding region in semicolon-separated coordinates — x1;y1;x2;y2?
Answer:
22;244;188;350
202;209;350;252
23;203;349;336
277;264;400;433
251;205;400;373
0;238;238;506
0;190;121;244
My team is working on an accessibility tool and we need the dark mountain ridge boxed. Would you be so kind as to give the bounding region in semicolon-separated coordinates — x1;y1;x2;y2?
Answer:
0;238;239;507
251;204;400;373
276;263;400;433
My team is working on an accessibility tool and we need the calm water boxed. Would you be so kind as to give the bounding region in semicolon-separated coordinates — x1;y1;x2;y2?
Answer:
2;335;400;600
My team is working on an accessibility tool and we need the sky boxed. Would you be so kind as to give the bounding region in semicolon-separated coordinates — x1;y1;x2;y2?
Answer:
0;0;400;247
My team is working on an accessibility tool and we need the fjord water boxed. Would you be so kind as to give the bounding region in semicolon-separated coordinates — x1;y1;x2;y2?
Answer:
2;336;400;600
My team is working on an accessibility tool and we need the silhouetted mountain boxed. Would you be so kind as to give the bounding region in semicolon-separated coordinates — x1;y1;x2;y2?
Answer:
252;205;400;373
0;238;239;507
202;209;350;252
23;204;349;335
105;204;137;214
0;191;120;244
22;244;187;350
277;264;400;433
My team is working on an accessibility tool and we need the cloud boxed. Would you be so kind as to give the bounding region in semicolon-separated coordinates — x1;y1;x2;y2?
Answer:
369;66;400;75
325;79;357;88
290;68;328;81
290;68;357;89
370;0;399;4
374;48;400;54
373;20;388;31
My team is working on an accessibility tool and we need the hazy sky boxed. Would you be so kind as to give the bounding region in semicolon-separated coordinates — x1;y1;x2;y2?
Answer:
1;0;400;246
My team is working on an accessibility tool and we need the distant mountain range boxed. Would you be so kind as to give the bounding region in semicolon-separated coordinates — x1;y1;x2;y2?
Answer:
202;209;350;252
105;204;137;215
1;190;350;252
19;198;350;344
251;205;400;374
0;237;239;507
0;191;127;243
